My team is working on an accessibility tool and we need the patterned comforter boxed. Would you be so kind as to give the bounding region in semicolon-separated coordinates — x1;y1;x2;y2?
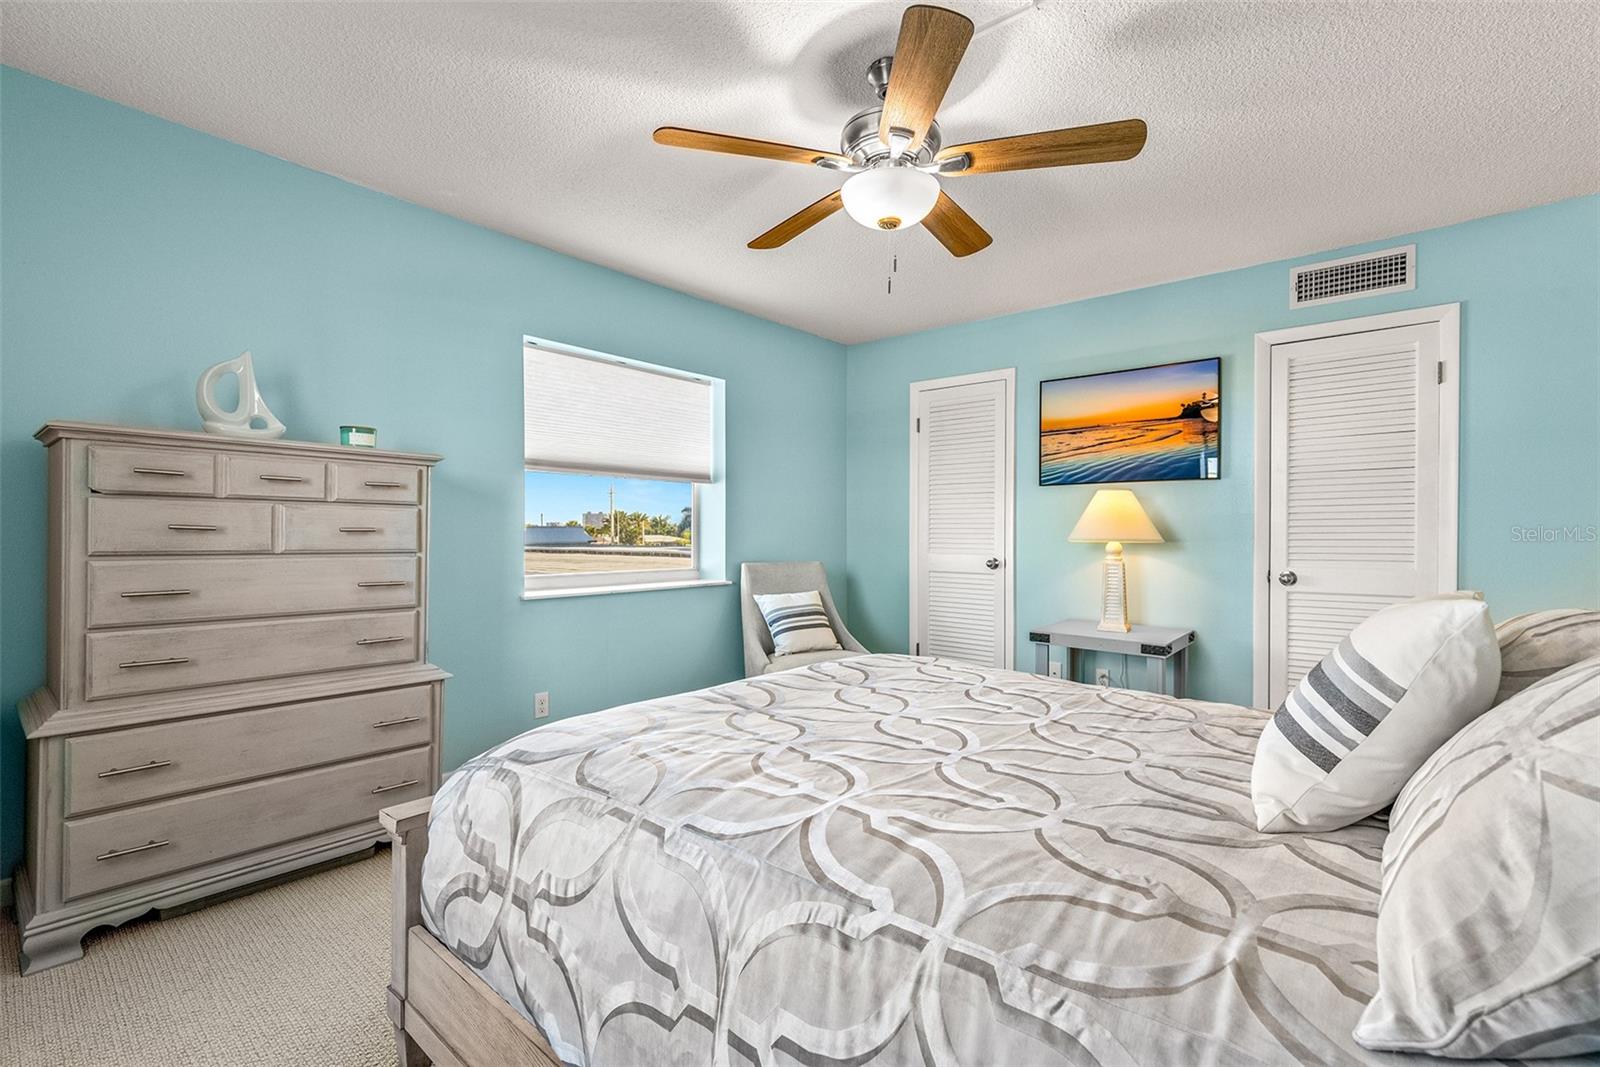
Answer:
421;654;1427;1065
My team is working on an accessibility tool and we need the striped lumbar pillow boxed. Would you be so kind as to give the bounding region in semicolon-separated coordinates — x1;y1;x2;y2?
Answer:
1251;592;1501;832
753;590;842;657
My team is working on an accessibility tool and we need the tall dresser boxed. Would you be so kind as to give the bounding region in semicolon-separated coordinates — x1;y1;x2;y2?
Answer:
16;422;447;974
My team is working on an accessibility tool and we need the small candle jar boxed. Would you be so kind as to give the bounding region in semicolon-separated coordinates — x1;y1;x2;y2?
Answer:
340;425;377;448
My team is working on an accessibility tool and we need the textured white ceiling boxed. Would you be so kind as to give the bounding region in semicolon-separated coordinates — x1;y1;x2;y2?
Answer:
4;1;1597;344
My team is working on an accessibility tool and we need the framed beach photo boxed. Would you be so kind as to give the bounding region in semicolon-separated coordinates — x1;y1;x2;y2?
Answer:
1039;357;1221;485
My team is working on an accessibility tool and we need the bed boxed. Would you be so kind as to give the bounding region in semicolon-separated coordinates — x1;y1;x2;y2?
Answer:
379;653;1517;1065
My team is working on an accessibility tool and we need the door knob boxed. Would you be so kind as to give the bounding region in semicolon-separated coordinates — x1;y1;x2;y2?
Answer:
1278;570;1298;586
985;558;1001;570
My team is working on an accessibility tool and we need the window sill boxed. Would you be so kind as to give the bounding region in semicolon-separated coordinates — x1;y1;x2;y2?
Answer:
521;578;732;601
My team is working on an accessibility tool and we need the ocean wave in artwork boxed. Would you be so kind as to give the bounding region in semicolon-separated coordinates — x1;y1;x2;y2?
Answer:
1041;417;1219;484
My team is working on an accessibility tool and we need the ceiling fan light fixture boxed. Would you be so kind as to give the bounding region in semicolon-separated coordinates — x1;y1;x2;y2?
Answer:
841;166;939;231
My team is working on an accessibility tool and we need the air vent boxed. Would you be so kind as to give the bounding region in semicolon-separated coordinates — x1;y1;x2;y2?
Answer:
1289;245;1415;308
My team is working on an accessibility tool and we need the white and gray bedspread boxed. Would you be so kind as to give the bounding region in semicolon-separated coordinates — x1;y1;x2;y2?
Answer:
420;654;1434;1065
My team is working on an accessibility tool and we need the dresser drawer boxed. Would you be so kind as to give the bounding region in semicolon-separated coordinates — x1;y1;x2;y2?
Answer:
87;497;274;555
63;746;431;899
87;555;420;627
332;462;422;504
281;503;419;553
224;455;328;500
87;444;216;497
85;610;421;700
64;685;435;816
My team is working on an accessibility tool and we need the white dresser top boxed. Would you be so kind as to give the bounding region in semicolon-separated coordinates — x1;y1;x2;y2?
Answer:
36;420;442;465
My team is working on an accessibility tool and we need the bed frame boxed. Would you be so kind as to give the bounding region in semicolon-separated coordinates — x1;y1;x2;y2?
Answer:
380;798;561;1067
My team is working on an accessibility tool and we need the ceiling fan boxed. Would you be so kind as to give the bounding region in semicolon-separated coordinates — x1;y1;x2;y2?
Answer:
653;4;1147;257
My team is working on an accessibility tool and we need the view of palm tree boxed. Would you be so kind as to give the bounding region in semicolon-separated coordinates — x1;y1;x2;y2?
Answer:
524;470;693;575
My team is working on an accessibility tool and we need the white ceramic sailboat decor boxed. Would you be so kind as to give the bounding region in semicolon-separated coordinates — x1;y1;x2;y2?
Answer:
195;351;286;438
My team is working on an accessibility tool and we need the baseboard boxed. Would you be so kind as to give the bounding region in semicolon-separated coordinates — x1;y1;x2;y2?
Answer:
0;877;12;911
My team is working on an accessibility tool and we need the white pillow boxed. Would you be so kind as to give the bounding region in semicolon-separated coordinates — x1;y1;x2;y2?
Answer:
1251;592;1500;832
753;590;841;657
1355;656;1600;1058
1492;609;1600;705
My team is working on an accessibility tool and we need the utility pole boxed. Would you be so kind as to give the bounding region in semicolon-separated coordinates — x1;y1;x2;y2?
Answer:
609;483;616;545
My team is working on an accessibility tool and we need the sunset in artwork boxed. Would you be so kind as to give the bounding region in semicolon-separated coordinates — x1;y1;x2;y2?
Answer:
1040;358;1220;484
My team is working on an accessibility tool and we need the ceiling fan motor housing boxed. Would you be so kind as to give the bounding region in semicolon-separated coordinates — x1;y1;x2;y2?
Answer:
841;106;942;167
841;57;943;168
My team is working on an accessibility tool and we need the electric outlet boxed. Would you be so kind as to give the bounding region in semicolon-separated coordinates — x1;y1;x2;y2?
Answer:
534;691;550;719
1095;668;1112;688
1047;660;1062;678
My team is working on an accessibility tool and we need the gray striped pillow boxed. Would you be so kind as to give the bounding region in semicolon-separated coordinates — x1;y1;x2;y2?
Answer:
1251;593;1501;832
1355;656;1600;1058
752;590;842;657
1494;609;1600;705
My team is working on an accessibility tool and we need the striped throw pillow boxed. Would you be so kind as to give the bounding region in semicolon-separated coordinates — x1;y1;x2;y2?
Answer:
1251;592;1501;832
753;590;842;657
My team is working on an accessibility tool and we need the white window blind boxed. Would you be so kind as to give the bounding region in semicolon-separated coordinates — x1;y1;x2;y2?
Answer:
523;342;713;483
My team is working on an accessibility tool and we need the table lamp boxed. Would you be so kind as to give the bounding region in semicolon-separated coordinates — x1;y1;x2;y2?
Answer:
1069;489;1164;632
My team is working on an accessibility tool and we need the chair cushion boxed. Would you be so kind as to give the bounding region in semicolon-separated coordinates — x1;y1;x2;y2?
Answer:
1493;609;1600;705
752;590;842;657
760;650;863;675
1251;592;1500;832
1354;656;1600;1058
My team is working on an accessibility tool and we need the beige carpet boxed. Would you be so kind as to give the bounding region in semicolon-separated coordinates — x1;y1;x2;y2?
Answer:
1;849;395;1066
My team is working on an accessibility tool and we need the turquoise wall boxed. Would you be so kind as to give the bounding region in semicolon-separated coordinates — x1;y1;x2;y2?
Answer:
0;69;848;877
844;195;1600;704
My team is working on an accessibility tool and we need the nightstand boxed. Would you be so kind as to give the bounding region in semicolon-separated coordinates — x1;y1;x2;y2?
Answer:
1029;619;1195;698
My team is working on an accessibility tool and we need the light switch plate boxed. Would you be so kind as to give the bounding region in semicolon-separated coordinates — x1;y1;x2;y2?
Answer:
534;691;550;719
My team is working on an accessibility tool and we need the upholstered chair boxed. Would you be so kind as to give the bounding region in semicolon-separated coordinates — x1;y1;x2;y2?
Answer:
740;561;869;677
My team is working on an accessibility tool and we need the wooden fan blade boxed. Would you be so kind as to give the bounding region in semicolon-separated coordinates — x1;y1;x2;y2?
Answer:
654;127;849;168
921;190;991;257
749;190;845;249
937;119;1148;175
878;6;974;155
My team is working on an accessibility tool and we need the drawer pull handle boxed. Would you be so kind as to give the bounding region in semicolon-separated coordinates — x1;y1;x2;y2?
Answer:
119;656;191;669
357;580;410;588
98;759;173;779
96;839;171;862
357;635;407;646
120;589;193;599
166;523;219;532
258;473;307;483
364;480;406;488
372;716;422;729
132;467;188;477
339;526;380;534
371;779;420;795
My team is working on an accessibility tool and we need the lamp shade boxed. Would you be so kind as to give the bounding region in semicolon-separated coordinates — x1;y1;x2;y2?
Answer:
1068;489;1164;544
841;167;940;231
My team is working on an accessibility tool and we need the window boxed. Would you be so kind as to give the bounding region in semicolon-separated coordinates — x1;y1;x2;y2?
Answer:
525;471;695;577
522;338;722;597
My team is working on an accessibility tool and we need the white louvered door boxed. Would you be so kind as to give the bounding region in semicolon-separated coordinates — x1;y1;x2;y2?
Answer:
911;372;1015;668
1267;321;1454;704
